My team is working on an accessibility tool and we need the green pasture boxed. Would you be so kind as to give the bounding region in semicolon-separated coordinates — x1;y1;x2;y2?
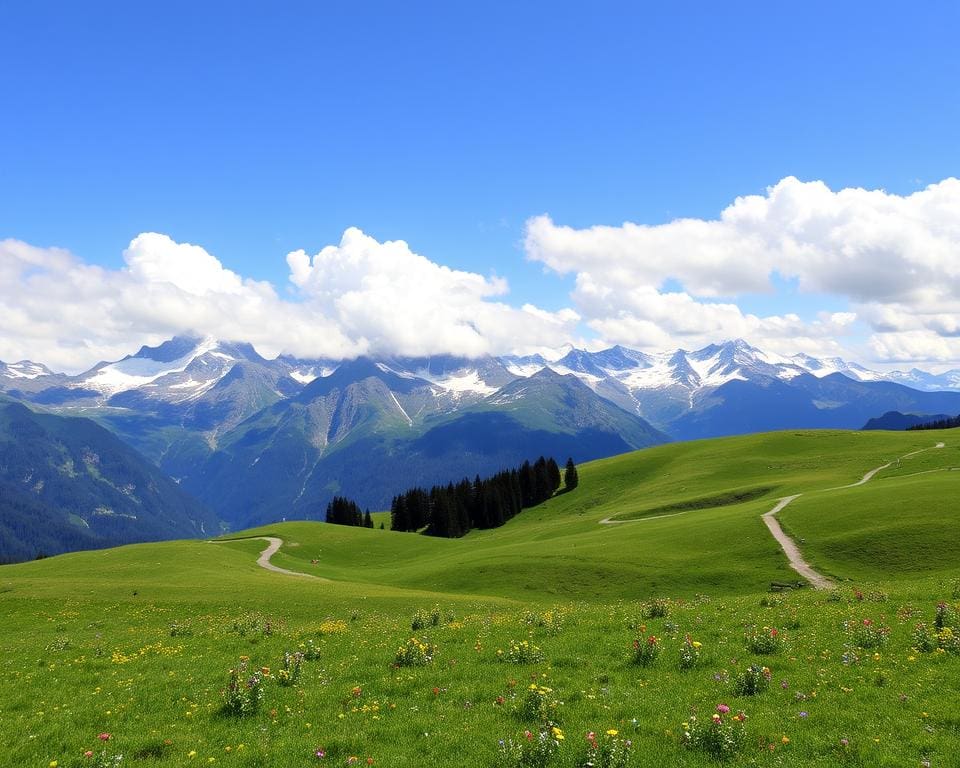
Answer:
2;428;959;767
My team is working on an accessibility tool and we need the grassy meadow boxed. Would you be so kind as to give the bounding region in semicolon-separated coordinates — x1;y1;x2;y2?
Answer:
2;428;959;767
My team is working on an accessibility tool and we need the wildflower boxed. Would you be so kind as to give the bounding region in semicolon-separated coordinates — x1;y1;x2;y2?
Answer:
605;729;618;736
781;735;790;744
98;733;111;741
315;748;326;758
717;704;730;714
84;752;94;759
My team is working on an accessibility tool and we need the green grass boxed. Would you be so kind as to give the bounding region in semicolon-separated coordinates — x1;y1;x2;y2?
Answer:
2;428;959;767
610;484;778;521
778;432;960;583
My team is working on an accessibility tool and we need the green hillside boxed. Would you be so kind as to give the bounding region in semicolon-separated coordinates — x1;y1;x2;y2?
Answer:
0;401;219;561
1;428;958;767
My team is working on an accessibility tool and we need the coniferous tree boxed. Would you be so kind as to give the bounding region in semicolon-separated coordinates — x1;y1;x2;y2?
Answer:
908;413;960;431
382;455;566;540
363;509;373;528
519;460;535;507
326;495;365;527
546;457;562;492
564;457;579;491
533;456;552;504
390;494;408;532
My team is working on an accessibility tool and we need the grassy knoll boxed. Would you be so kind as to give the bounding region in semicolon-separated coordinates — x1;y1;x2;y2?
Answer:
2;428;959;767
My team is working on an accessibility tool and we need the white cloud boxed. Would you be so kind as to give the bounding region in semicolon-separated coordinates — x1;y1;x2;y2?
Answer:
285;227;578;359
525;176;960;365
0;229;579;372
125;233;245;296
869;331;960;364
4;176;960;374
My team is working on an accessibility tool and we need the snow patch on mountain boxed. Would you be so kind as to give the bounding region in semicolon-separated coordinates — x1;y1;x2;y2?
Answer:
504;360;548;377
375;362;418;379
82;337;222;394
413;368;499;396
549;364;604;387
685;350;747;387
2;361;52;379
388;391;413;425
289;369;318;385
788;354;883;382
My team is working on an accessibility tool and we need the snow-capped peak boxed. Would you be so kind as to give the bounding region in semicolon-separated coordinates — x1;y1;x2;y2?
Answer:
80;336;234;395
1;360;54;379
788;353;883;382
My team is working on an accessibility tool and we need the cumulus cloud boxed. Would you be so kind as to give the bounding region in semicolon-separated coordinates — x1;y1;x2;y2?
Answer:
525;176;960;364
285;227;579;359
125;233;245;296
869;331;960;364
0;229;579;372
4;176;960;373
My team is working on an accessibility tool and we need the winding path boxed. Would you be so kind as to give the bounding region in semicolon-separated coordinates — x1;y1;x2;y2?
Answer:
209;536;327;580
601;441;948;590
762;441;945;589
760;497;831;588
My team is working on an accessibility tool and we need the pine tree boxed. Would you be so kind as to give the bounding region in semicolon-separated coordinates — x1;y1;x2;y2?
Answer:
546;457;562;492
533;456;552;504
363;509;373;528
519;460;535;507
564;457;579;490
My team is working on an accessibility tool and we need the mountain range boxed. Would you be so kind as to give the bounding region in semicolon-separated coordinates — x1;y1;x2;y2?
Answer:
2;335;960;543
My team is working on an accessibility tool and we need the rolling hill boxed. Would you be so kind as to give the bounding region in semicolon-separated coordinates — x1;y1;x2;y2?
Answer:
1;427;958;767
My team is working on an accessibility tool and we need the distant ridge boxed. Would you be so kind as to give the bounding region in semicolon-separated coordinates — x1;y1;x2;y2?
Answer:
862;411;951;431
0;401;216;562
3;336;960;534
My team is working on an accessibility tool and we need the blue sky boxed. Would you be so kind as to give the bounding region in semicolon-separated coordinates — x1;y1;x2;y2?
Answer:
2;2;959;371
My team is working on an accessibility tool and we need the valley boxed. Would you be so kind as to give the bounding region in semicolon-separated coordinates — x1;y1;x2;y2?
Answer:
3;335;960;557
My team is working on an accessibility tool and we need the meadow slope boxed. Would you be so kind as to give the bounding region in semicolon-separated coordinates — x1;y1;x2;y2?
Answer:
1;428;959;767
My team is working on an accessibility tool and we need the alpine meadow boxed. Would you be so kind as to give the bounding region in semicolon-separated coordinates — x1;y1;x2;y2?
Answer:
4;4;960;768
3;429;959;766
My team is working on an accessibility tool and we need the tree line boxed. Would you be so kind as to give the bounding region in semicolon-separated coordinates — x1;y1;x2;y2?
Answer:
325;496;374;528
388;456;578;539
907;413;960;431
